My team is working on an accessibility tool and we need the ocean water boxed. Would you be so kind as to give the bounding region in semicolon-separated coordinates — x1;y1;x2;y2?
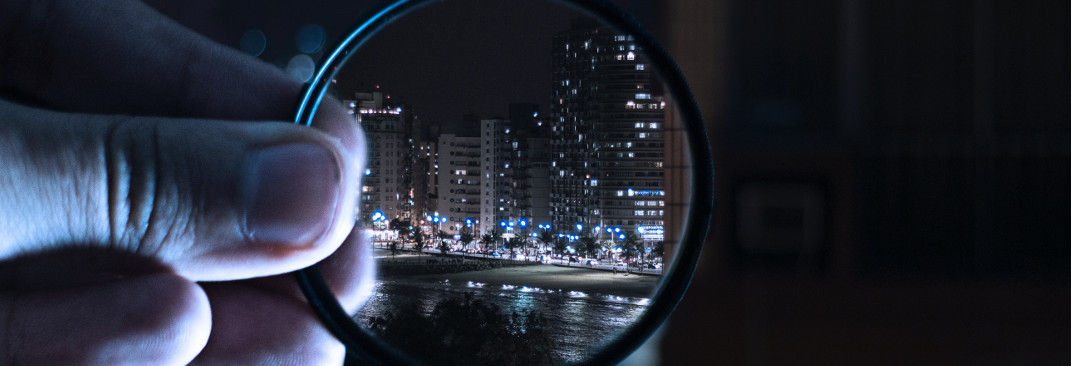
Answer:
355;277;651;364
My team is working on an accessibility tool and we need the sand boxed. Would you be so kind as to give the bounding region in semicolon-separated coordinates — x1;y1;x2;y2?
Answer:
393;262;661;298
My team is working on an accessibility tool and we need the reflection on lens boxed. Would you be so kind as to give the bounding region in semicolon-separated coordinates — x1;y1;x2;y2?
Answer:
301;0;701;365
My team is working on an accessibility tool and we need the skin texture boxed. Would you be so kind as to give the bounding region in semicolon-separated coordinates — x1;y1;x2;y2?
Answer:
0;0;371;364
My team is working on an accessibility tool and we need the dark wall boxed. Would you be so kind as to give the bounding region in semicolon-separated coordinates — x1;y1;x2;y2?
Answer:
660;0;1068;364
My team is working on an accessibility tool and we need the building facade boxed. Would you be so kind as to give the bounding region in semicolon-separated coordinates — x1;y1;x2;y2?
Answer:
549;19;666;237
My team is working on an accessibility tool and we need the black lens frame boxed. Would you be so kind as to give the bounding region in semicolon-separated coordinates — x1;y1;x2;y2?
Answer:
292;0;713;364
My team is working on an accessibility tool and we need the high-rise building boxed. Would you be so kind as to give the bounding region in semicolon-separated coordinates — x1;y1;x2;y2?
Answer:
437;134;481;235
344;90;410;226
479;108;553;238
549;19;666;237
480;118;511;236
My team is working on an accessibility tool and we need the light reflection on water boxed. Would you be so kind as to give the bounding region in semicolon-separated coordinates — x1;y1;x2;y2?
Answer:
355;278;650;363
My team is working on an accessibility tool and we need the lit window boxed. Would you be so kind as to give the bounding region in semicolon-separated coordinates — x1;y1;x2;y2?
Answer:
627;52;635;60
636;64;645;71
635;93;651;99
650;122;659;129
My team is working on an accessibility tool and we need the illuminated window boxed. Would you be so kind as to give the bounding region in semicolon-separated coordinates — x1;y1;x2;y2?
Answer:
635;93;651;99
636;64;645;71
626;52;635;60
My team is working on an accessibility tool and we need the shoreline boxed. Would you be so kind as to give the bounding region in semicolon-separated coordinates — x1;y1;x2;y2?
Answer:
381;261;661;299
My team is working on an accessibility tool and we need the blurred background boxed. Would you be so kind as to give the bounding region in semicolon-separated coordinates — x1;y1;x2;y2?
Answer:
146;0;1069;364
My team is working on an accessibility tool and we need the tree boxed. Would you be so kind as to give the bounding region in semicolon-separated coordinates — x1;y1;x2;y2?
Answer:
552;237;568;263
620;232;643;267
436;230;451;255
458;227;475;252
579;235;599;260
480;228;499;253
389;218;410;249
506;235;526;261
650;241;665;262
412;229;425;252
537;230;555;255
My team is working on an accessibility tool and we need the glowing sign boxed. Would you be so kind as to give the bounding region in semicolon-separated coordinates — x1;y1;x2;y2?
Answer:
636;225;664;240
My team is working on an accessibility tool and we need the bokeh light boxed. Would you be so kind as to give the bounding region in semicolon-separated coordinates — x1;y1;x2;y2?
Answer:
239;29;267;57
296;24;326;54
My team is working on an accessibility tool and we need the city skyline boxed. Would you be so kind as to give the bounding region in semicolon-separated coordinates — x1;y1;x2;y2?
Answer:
335;14;678;256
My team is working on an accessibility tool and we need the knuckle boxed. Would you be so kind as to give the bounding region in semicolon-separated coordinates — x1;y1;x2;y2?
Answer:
103;118;194;257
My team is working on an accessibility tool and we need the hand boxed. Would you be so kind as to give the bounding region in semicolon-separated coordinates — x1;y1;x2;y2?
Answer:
0;0;370;364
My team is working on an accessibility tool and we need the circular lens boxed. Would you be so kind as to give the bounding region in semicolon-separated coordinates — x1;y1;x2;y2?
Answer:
293;1;711;365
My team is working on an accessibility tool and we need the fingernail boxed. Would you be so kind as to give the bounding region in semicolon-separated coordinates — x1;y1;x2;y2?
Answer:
243;143;340;247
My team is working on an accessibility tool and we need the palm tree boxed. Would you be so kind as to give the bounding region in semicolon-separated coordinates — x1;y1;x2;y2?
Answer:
537;230;555;256
436;230;451;255
412;228;425;252
480;228;499;254
506;235;527;261
459;227;475;252
552;237;568;264
389;218;410;249
579;236;599;261
620;232;642;268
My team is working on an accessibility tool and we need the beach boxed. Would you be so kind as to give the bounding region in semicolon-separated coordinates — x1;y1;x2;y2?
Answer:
387;260;661;299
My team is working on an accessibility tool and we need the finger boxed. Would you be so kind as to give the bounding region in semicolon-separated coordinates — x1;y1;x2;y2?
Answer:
1;0;299;121
0;249;211;365
0;100;360;281
244;226;376;312
192;282;344;365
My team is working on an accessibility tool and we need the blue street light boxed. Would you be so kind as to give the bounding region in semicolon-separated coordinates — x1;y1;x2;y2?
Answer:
465;218;473;227
371;210;385;222
605;227;613;234
614;226;621;233
499;220;507;228
576;223;583;231
618;233;626;240
519;218;528;228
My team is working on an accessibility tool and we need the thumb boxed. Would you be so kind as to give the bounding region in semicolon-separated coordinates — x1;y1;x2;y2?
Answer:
0;100;361;281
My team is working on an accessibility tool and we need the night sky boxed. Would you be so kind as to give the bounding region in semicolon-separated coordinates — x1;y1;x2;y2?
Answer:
147;0;658;126
333;0;578;125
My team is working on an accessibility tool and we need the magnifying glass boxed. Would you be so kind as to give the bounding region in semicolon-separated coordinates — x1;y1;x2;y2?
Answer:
292;0;712;364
